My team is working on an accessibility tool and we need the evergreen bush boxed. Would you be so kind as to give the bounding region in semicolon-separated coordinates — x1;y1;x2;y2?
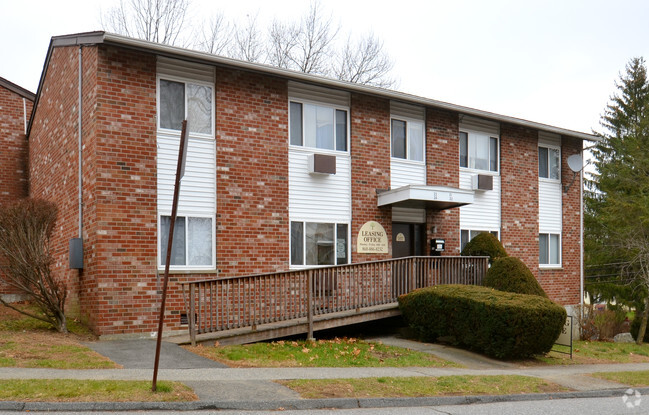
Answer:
483;257;548;297
398;284;566;359
460;232;507;264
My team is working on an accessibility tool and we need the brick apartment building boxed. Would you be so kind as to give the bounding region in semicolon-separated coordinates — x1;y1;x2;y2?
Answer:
6;31;595;338
0;77;34;300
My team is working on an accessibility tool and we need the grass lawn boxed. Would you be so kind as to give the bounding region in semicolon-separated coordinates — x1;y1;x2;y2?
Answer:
529;340;649;365
0;379;196;402
0;304;118;369
184;337;461;368
279;375;569;399
591;370;649;387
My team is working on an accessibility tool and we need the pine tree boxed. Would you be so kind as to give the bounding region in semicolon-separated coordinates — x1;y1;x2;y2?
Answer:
586;57;649;344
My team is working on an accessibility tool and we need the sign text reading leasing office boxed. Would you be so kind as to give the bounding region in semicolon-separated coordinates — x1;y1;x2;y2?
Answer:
357;221;388;254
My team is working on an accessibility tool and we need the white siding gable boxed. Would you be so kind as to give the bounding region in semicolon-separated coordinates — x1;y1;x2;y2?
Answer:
459;171;500;231
289;149;351;223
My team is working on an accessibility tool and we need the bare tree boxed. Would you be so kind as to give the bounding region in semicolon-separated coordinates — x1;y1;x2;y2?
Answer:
230;13;265;63
0;199;68;333
101;0;190;45
289;1;337;74
334;33;395;88
267;19;299;69
196;12;230;56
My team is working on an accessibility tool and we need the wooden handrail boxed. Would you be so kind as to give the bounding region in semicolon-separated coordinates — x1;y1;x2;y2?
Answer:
181;256;488;345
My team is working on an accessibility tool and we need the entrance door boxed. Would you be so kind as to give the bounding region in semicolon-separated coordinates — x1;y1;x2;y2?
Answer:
392;223;424;296
392;223;424;258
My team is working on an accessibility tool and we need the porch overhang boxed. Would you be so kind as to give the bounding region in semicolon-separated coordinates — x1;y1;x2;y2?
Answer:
377;185;474;210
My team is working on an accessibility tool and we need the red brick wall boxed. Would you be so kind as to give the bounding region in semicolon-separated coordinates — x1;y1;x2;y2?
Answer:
0;84;31;206
539;136;581;305
29;46;86;307
426;108;461;254
349;93;392;262
215;68;289;276
0;83;33;296
500;123;539;275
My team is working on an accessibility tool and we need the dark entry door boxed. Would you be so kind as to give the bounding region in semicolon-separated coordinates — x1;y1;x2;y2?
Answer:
392;223;412;258
392;223;424;296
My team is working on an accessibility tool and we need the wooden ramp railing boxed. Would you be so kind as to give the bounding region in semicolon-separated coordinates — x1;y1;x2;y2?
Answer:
181;256;488;345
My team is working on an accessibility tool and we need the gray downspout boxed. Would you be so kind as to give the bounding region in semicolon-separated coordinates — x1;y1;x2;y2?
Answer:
69;46;84;270
78;46;83;239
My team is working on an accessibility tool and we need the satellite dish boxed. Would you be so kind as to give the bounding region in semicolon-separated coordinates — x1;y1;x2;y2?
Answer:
567;154;583;173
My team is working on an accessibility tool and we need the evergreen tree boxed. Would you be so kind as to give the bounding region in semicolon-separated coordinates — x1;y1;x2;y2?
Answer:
586;57;649;344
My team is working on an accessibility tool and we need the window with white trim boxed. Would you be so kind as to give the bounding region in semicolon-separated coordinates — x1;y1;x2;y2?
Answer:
159;78;213;136
460;229;499;251
539;233;560;266
391;118;424;161
289;101;348;151
539;146;560;180
160;215;214;267
459;131;498;172
291;222;348;266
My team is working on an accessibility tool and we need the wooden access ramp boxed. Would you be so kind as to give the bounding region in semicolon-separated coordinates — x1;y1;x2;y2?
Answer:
170;256;488;346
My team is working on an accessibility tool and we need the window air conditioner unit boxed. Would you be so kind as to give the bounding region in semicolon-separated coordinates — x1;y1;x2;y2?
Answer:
308;153;336;175
471;174;493;191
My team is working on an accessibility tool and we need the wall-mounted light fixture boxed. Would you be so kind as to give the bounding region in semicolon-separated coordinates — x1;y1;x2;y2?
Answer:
563;154;583;193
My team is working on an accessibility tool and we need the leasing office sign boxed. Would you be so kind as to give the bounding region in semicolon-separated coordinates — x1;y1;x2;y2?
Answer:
357;221;389;254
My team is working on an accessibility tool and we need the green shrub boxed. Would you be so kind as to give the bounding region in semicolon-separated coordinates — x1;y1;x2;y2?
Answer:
461;232;507;264
483;257;548;297
398;284;566;359
631;316;649;343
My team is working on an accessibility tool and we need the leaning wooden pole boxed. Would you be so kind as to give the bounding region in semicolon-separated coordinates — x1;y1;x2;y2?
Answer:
152;120;188;392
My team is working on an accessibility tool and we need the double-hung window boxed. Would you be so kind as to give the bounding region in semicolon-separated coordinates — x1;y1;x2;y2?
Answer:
290;101;348;152
291;222;348;266
539;146;560;180
157;75;215;269
159;79;213;135
539;233;560;266
459;131;498;172
391;118;424;161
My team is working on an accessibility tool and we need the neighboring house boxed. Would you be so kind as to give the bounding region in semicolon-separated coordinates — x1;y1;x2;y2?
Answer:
0;77;34;301
25;32;595;338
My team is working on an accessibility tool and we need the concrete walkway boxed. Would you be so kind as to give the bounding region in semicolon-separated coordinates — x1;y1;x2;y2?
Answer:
1;336;647;411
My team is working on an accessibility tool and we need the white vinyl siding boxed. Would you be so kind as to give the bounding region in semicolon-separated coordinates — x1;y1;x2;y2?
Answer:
157;132;216;215
538;131;562;268
539;181;562;234
390;160;426;188
459;171;500;233
392;207;426;223
288;148;351;224
157;58;216;270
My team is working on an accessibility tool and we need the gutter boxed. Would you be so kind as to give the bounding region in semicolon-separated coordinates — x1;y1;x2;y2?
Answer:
27;31;599;143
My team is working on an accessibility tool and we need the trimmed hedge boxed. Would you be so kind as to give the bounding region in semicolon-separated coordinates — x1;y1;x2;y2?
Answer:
483;257;548;298
461;232;507;264
398;284;566;359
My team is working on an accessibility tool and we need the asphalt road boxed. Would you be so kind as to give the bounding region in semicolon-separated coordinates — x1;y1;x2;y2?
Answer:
5;395;647;415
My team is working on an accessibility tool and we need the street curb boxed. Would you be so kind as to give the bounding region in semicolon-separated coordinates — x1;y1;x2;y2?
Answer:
1;387;647;412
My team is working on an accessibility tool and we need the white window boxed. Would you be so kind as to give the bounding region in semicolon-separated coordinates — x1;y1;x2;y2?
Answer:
291;222;348;266
160;216;214;268
459;131;498;172
460;229;499;251
391;118;424;162
290;101;348;152
539;146;560;180
539;233;560;266
159;78;213;136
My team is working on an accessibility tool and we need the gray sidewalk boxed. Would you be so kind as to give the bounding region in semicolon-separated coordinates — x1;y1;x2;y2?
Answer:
0;336;647;411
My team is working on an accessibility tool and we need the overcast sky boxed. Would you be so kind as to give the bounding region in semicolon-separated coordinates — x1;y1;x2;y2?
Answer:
2;0;649;135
